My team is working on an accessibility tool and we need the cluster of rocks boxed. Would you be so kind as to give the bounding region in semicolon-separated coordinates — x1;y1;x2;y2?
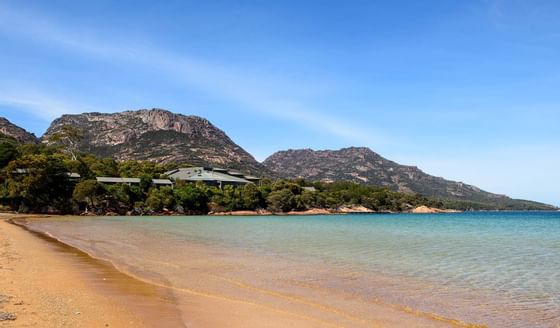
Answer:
0;294;17;322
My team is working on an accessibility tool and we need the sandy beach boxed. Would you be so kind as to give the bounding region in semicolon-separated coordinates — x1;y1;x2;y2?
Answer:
0;214;182;327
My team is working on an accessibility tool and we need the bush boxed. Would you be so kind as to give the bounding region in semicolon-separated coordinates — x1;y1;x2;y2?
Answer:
267;189;295;213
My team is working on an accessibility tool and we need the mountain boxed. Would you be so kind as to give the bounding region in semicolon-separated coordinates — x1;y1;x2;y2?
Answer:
43;109;267;174
0;117;38;144
263;147;554;210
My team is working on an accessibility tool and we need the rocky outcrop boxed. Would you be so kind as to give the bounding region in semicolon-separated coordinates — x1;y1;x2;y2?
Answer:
42;109;267;174
0;118;38;144
410;206;461;214
337;205;375;213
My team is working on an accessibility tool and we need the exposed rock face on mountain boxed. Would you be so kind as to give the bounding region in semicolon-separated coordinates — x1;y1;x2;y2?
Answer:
0;117;38;144
263;147;552;208
43;109;266;174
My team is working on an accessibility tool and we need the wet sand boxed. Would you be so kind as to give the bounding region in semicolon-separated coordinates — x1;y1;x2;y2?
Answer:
0;214;182;327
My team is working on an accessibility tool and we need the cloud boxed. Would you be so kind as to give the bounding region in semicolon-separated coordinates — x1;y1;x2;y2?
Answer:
0;86;95;120
484;0;558;32
0;3;385;146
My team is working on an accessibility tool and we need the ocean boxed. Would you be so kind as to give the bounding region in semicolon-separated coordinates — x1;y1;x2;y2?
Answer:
25;211;560;327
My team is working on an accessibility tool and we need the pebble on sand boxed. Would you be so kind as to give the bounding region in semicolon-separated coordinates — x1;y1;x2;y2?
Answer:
0;311;17;321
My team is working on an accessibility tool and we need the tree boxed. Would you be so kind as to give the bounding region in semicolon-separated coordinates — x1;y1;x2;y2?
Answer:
212;185;242;211
271;180;302;194
118;160;166;178
139;173;154;192
240;183;264;210
73;180;106;210
88;158;119;177
49;125;83;160
145;187;174;212
173;183;209;214
266;189;295;213
5;154;74;212
0;138;18;168
295;190;316;210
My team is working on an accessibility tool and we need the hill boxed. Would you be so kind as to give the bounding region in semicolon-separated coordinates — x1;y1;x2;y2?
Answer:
263;147;555;210
43;109;267;175
0;117;38;144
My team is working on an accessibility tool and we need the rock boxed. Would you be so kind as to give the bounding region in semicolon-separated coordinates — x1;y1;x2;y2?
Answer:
0;311;17;321
410;206;461;214
0;294;10;303
338;205;374;213
209;209;274;216
80;211;96;216
286;208;332;215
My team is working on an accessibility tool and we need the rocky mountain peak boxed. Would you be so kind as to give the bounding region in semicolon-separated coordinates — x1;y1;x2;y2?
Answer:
0;117;38;144
263;146;509;202
43;108;266;174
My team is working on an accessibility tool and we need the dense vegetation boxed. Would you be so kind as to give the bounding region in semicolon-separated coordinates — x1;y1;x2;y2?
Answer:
0;132;444;214
0;131;555;214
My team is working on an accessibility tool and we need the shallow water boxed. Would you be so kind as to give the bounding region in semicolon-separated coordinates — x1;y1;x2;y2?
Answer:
27;212;560;327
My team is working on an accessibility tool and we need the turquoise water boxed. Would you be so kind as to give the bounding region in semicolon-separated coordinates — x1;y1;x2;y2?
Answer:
28;212;560;327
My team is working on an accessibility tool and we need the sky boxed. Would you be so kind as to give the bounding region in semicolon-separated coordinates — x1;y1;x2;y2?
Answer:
0;0;559;206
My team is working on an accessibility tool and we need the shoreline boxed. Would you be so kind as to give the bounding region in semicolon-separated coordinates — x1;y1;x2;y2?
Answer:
96;206;462;217
0;214;184;327
8;208;558;218
5;213;493;328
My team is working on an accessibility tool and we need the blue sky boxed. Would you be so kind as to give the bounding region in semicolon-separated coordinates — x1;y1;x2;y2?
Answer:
0;0;558;205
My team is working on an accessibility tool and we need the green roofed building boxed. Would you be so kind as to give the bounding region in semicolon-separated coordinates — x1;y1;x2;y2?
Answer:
164;167;257;188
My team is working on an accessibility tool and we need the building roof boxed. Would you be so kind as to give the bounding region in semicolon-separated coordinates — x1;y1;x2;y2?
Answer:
165;167;252;184
96;177;174;185
12;168;31;174
152;179;173;185
96;177;141;184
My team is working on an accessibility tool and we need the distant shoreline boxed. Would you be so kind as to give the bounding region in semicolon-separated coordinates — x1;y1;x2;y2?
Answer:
6;208;560;218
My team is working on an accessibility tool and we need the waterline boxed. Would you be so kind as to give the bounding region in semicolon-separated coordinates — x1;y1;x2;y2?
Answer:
25;212;560;327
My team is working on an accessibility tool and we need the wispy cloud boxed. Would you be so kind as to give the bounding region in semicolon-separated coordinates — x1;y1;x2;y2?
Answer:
484;0;557;31
0;85;96;121
0;3;385;145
